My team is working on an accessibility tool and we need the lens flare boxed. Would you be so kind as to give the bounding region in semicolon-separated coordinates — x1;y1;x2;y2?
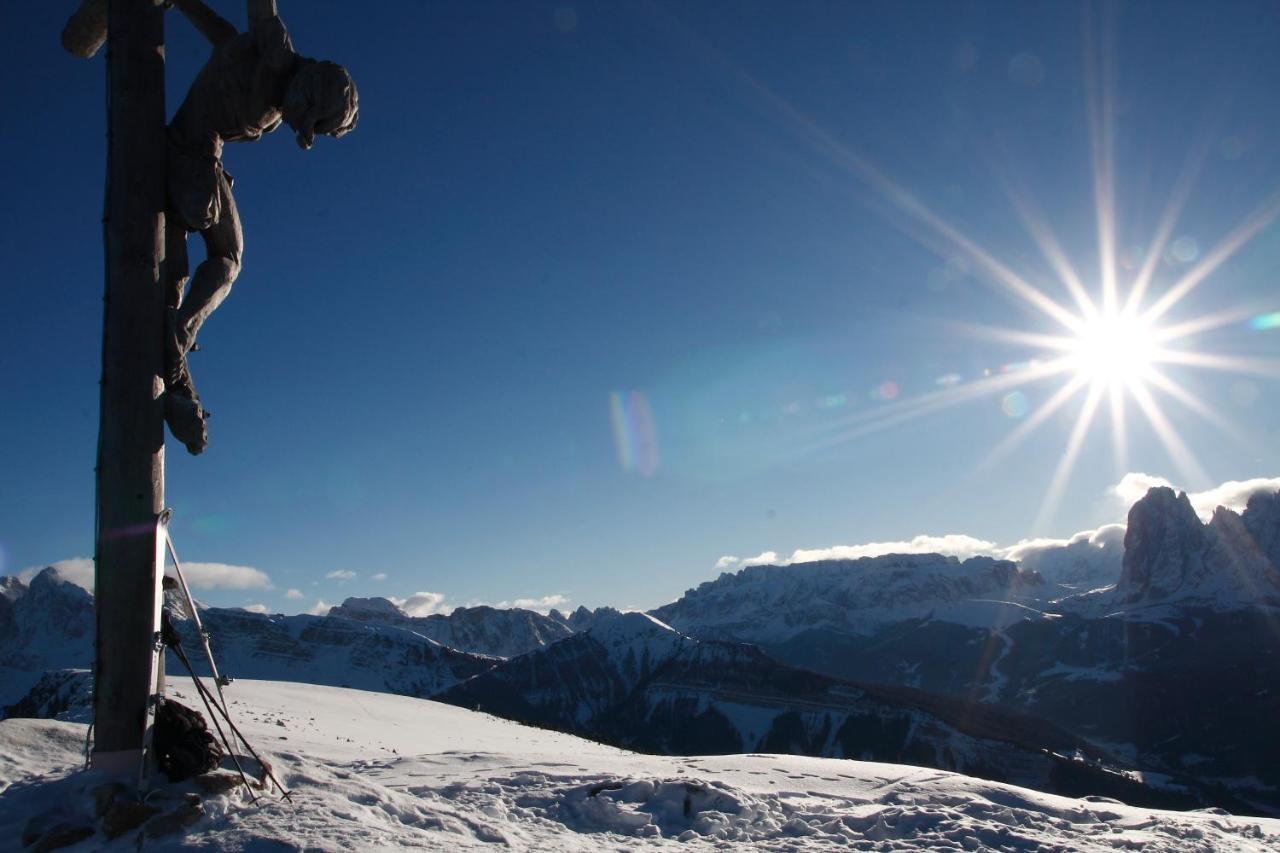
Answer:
609;391;659;477
1001;391;1029;418
1250;312;1280;331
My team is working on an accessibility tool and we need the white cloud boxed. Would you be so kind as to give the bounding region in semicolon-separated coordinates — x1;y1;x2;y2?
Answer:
392;591;449;617
1187;477;1280;518
717;538;1000;572
1112;472;1175;508
1000;524;1126;588
326;570;357;582
371;572;388;581
383;591;572;617
21;558;271;592
18;557;95;591
308;599;332;616
242;603;269;614
285;588;304;600
790;534;1000;564
491;594;570;614
1001;524;1126;563
180;562;272;590
1113;472;1280;520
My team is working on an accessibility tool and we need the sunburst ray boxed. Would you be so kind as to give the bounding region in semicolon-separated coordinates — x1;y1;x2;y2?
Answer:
1034;382;1106;533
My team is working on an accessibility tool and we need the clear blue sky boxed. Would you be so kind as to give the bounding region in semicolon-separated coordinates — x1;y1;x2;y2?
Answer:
2;1;1277;613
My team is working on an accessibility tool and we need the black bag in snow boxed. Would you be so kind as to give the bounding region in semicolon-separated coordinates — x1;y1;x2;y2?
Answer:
153;697;224;781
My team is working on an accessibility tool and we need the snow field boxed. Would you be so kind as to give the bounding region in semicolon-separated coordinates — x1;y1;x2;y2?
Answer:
0;678;1277;851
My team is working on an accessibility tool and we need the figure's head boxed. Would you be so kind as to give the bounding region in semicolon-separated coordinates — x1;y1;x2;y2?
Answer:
283;60;359;150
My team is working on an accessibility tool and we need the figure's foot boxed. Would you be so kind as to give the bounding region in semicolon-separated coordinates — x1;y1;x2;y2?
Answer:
164;309;209;455
165;386;208;456
61;0;107;59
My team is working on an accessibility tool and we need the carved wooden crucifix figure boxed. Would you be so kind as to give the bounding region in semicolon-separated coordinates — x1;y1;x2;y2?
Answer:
65;0;359;455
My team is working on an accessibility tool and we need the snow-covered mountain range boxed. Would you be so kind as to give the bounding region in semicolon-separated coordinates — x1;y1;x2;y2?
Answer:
650;553;1049;642
327;597;572;658
650;487;1280;812
3;485;1279;815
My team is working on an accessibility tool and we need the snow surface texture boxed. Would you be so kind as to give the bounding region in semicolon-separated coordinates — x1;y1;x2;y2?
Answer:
1;679;1276;851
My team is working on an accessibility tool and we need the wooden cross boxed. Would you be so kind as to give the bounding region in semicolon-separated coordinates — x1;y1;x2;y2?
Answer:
74;0;170;776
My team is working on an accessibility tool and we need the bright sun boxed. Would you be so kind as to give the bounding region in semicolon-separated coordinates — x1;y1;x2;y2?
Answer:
773;18;1280;532
1068;311;1158;387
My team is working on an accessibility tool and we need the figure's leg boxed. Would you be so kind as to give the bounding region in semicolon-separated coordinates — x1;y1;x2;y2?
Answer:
175;171;242;354
161;219;208;455
164;217;190;311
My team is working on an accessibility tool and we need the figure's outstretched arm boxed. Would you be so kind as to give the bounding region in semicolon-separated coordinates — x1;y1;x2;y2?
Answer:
170;0;239;46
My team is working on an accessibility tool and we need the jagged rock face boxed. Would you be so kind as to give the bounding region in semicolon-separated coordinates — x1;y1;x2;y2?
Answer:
1244;490;1280;570
1117;487;1207;602
0;569;95;710
0;569;94;675
327;598;573;659
553;605;612;634
1115;486;1280;607
432;606;573;658
0;576;26;602
651;555;1046;643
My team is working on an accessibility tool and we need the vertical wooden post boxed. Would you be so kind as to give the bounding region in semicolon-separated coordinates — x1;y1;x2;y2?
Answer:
92;0;167;774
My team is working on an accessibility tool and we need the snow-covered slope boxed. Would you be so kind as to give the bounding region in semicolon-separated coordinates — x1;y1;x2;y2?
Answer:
2;678;1275;850
437;608;1198;806
327;597;573;658
652;554;1049;643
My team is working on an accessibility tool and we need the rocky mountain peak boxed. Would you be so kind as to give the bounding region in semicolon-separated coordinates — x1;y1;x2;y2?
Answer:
0;576;26;602
26;566;90;601
329;596;408;623
1115;486;1280;607
552;605;613;633
1243;489;1280;569
1117;487;1206;603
